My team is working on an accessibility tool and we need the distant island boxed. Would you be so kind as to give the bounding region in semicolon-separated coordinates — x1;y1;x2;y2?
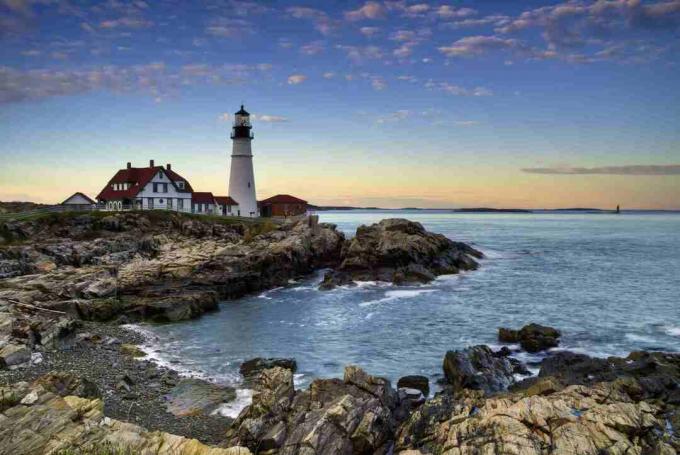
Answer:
452;208;533;213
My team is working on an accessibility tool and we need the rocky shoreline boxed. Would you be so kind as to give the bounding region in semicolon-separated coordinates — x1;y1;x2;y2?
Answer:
2;211;678;454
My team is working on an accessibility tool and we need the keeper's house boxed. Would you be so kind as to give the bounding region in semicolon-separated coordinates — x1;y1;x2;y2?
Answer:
259;194;308;217
95;160;184;211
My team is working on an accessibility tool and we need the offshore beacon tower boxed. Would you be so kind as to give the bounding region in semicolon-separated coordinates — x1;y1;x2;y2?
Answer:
228;105;258;217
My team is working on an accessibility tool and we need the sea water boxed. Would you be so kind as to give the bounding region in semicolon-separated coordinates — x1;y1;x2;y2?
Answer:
133;211;680;414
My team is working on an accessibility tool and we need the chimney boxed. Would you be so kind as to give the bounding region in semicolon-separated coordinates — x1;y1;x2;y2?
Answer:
166;163;172;171
149;159;155;167
126;162;131;169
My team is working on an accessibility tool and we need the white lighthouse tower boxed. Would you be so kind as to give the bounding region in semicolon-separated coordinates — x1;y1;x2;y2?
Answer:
228;105;258;217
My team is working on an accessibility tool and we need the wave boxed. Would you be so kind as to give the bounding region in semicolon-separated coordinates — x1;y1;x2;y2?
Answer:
359;289;437;307
211;388;253;418
665;326;680;337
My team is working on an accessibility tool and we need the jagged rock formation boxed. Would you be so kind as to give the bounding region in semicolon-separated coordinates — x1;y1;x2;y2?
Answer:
226;365;415;454
0;378;251;455
1;212;344;323
320;219;483;289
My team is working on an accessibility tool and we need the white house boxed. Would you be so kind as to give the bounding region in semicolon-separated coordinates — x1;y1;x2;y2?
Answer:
96;160;193;212
215;196;239;216
61;192;95;207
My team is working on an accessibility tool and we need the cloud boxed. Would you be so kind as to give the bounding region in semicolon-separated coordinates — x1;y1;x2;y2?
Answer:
522;164;680;175
425;80;493;96
252;114;288;123
359;26;379;37
300;41;325;55
370;77;387;90
345;1;384;21
454;120;480;126
205;17;252;37
439;35;518;57
99;17;152;29
376;109;410;123
435;5;477;19
287;73;307;85
336;44;384;62
323;71;335;79
287;6;337;35
0;62;272;104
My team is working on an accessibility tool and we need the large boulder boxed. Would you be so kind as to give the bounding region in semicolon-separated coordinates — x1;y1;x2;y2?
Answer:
442;345;517;395
227;365;405;454
239;357;297;381
498;323;561;352
320;218;482;288
164;378;236;417
33;371;100;398
397;375;429;397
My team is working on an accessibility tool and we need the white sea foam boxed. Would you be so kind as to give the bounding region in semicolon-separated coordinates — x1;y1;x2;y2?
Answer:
625;333;657;344
665;326;680;337
211;388;253;418
359;289;437;307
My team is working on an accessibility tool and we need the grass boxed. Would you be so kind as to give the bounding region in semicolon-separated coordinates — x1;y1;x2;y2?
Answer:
243;219;278;242
0;389;19;412
55;442;141;455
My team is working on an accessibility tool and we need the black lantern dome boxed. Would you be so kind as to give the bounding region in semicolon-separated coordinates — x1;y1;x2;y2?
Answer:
231;104;254;139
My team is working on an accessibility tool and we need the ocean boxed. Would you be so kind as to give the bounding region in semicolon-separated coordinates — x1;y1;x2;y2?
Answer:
131;210;680;415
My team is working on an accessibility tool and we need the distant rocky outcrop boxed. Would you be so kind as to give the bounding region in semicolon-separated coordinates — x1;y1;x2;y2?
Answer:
499;323;562;352
320;218;483;289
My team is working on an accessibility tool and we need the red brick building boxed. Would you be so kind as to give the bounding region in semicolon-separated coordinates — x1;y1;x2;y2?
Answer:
259;194;308;217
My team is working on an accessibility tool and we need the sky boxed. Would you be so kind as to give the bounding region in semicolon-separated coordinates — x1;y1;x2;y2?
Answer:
1;0;679;209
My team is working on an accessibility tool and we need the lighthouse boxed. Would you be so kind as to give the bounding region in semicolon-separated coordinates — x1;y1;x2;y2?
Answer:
228;105;258;217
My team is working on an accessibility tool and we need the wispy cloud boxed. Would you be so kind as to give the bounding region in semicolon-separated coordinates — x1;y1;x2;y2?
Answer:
287;73;307;85
439;35;518;57
345;1;385;21
425;80;493;96
522;165;680;175
252;114;288;123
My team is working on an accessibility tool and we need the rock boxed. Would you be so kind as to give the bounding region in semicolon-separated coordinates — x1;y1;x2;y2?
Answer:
120;343;145;358
239;357;297;380
396;378;674;455
498;323;561;352
321;218;483;288
227;365;402;454
34;371;100;398
19;390;39;405
397;375;429;397
164;378;236;417
0;380;252;455
442;345;516;395
0;343;31;369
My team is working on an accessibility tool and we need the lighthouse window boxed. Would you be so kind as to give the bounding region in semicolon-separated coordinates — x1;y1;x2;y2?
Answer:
248;182;251;188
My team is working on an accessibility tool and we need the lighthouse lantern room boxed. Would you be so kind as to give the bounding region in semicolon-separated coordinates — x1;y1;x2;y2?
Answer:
228;105;258;217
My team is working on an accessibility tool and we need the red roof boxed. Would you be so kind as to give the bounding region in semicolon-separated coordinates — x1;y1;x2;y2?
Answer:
192;192;215;204
96;165;192;201
259;194;308;205
214;196;238;206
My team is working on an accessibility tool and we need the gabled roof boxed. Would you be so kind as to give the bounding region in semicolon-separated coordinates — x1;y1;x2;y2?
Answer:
96;165;192;201
192;192;215;204
61;192;95;204
259;194;308;205
214;196;238;206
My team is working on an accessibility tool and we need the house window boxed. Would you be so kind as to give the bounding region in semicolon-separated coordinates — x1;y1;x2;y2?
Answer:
178;199;183;209
177;181;184;189
168;198;173;209
158;172;163;179
153;183;168;193
148;198;154;209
